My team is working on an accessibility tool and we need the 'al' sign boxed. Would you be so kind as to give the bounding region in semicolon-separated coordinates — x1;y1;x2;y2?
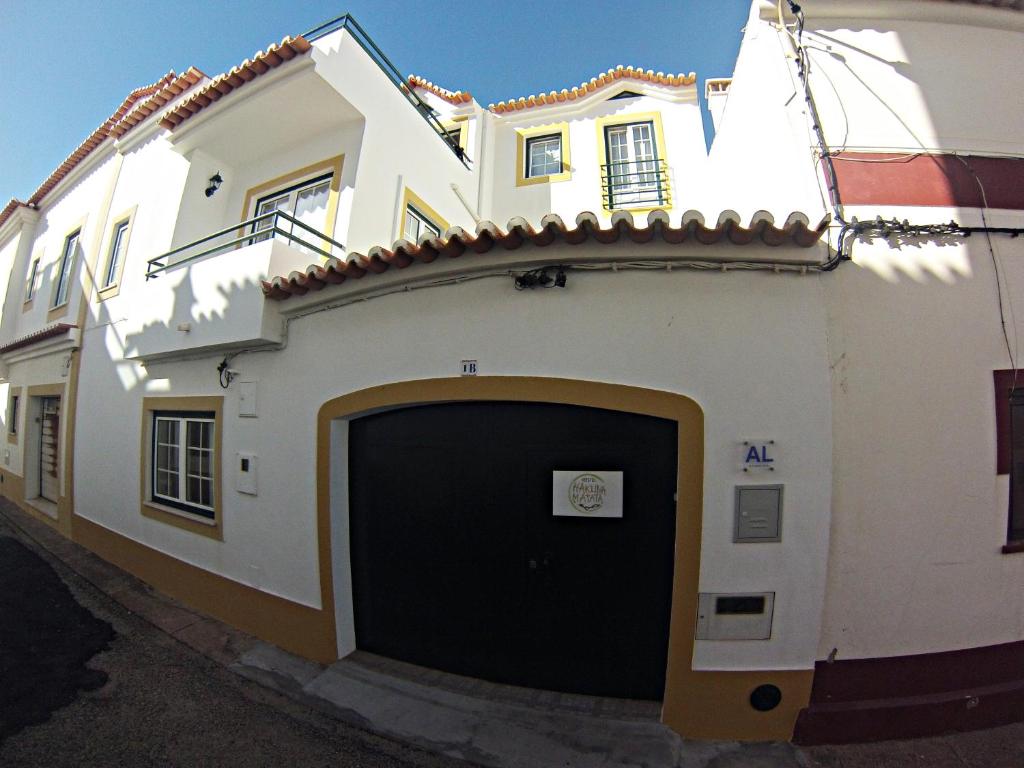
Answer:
552;471;624;518
741;440;776;472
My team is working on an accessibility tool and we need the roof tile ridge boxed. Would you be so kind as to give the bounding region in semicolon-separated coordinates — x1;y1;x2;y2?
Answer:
109;66;208;139
261;208;829;300
159;36;312;131
407;74;474;104
488;65;697;113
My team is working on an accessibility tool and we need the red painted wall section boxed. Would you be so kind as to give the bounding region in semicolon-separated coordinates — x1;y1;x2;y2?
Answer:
827;153;1024;210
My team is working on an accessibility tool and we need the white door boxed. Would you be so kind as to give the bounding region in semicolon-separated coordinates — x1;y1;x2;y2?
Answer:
605;122;662;209
39;397;60;502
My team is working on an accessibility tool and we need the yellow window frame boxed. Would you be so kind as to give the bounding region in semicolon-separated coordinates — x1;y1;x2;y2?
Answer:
595;111;672;213
515;122;571;187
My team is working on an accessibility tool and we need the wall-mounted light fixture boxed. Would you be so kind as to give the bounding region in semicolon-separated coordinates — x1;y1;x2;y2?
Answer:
205;172;223;198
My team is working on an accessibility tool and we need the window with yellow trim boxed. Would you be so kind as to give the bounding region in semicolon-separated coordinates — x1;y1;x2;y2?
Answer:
398;188;449;244
603;121;665;209
403;205;441;241
24;257;39;303
102;218;131;289
141;396;223;539
596;111;671;212
515;122;571;186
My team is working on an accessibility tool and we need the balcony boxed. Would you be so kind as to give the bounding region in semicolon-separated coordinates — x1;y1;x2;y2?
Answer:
127;212;342;362
600;159;672;211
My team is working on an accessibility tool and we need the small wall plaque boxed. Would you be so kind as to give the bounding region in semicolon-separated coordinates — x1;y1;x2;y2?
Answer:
552;471;623;518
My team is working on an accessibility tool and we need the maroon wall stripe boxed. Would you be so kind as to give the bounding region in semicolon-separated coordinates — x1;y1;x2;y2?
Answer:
995;369;1018;476
794;639;1024;744
828;153;1024;210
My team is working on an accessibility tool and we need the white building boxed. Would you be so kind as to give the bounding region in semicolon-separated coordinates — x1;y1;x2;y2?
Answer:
0;0;1021;744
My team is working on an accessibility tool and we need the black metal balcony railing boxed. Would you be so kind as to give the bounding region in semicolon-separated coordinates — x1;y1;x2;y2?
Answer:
145;210;344;280
300;14;469;166
600;159;672;210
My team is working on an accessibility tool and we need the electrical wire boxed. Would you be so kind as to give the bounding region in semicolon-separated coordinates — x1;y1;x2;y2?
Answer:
955;155;1019;380
778;0;1024;276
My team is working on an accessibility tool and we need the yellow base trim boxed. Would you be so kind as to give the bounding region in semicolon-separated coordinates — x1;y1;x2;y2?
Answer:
665;669;814;742
72;514;336;664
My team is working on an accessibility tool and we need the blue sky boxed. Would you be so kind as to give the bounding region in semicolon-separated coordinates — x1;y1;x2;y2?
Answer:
0;0;750;206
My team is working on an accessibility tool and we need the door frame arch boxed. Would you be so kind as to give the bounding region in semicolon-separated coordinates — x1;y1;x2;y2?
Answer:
317;376;811;739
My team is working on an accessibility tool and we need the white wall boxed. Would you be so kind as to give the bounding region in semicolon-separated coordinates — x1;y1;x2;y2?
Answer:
733;3;1024;659
486;90;708;228
803;16;1024;155
312;31;479;252
11;150;120;341
819;207;1024;659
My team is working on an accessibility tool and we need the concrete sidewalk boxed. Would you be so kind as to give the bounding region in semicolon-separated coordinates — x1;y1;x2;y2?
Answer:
4;499;1022;768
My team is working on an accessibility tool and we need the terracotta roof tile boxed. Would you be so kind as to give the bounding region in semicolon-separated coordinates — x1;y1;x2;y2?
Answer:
109;67;206;139
489;65;697;114
0;72;186;231
407;74;474;105
159;37;312;131
262;209;829;301
0;199;34;231
0;323;77;355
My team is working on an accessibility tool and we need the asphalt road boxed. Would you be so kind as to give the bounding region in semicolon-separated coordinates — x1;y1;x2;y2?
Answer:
4;505;1024;768
0;516;469;768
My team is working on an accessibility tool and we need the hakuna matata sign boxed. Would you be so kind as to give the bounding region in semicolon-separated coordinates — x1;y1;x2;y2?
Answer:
552;471;624;518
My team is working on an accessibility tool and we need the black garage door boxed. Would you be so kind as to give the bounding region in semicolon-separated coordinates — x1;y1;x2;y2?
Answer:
348;401;678;700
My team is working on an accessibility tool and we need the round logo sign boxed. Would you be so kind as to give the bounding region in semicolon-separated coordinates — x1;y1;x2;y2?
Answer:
568;473;607;514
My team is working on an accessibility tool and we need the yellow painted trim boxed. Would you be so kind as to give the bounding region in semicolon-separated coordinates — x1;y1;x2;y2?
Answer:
515;122;571;186
140;396;224;541
399;187;450;240
72;514;337;663
26;383;64;398
96;205;138;302
65;152;125;540
442;116;470;153
25;383;69;535
7;386;22;445
316;376;809;741
47;216;88;321
0;473;29;521
23;249;42;312
595;110;673;214
238;155;344;258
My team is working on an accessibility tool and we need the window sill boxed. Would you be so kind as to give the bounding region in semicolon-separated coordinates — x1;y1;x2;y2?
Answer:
96;282;120;302
1001;540;1024;554
516;171;571;187
47;301;71;322
141;500;222;540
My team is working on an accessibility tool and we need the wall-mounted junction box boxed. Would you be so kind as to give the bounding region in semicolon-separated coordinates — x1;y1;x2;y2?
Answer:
696;592;775;640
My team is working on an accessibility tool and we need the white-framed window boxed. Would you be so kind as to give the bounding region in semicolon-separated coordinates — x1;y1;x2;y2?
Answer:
152;411;215;519
403;205;441;242
25;258;39;302
53;230;80;307
251;173;332;251
103;220;130;288
604;121;665;208
525;134;563;178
